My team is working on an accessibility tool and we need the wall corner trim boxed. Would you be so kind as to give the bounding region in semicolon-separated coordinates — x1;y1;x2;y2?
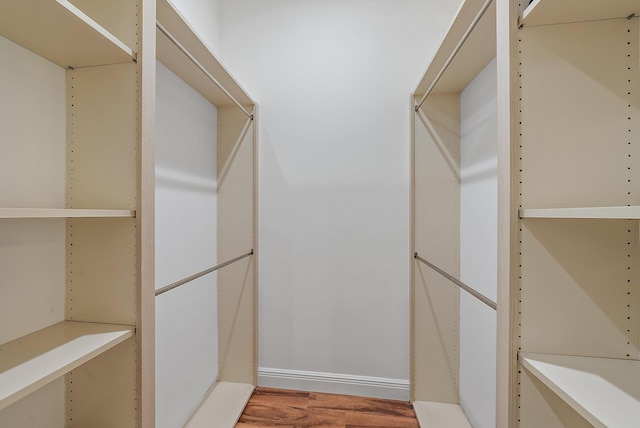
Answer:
258;367;410;401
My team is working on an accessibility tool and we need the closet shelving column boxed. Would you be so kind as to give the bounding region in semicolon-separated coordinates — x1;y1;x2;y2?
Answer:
514;0;640;426
0;0;152;426
155;0;258;426
410;0;498;426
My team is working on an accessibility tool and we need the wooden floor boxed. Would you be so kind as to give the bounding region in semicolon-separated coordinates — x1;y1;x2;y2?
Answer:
237;387;419;428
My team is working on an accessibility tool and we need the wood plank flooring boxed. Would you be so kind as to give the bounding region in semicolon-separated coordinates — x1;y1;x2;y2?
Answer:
237;387;419;428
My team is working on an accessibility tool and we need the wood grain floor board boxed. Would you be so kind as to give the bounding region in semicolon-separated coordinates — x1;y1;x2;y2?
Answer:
309;392;416;418
237;387;418;428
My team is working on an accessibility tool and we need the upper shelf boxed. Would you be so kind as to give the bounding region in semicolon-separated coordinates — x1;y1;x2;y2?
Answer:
0;0;136;68
0;208;136;219
521;0;640;27
156;0;255;109
413;0;495;100
0;321;134;411
520;353;640;428
519;206;640;219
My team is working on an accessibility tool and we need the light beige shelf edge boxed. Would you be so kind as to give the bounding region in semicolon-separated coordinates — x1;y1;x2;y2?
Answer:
156;0;255;108
57;0;136;60
413;401;472;428
0;321;134;411
519;206;640;219
413;0;496;98
521;0;640;27
0;0;136;68
183;382;255;428
0;208;135;219
520;353;640;428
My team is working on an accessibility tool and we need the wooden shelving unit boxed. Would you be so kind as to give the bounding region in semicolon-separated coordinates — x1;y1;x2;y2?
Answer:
0;0;152;425
411;0;498;426
520;353;640;428
0;322;134;411
512;0;640;425
154;1;258;426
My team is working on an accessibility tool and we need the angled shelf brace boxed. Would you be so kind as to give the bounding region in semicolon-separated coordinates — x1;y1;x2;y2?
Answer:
155;250;254;296
414;253;497;310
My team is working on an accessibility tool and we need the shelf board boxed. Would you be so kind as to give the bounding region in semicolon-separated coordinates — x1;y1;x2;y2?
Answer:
0;208;135;219
0;321;134;411
519;206;640;219
413;401;472;428
413;0;495;99
0;0;136;68
520;353;640;428
521;0;640;27
157;0;254;109
184;382;255;428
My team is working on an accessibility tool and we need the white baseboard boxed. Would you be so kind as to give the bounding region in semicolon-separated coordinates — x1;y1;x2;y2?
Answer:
258;367;410;401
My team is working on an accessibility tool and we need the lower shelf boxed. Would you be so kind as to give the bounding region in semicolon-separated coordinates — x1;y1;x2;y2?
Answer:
412;401;471;428
184;381;255;428
0;321;134;411
520;353;640;428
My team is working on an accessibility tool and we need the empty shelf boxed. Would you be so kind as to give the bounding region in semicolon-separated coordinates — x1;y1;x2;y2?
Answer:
519;206;640;219
521;0;639;27
183;382;255;428
520;353;640;428
0;0;136;68
413;401;472;428
0;208;135;219
0;321;134;411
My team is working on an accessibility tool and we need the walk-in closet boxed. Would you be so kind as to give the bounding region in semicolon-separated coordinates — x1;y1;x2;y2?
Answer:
2;0;640;427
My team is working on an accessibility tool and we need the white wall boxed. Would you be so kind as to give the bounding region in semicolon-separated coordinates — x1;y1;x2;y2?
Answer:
459;58;498;428
169;0;223;56
213;0;462;398
155;62;219;428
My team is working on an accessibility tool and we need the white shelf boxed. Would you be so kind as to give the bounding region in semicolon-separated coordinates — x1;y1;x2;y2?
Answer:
0;208;135;219
521;0;640;27
0;321;134;411
519;206;640;219
520;353;640;428
183;382;255;428
413;401;472;428
0;0;136;68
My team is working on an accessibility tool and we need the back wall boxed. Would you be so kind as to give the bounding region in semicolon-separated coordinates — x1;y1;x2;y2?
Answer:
176;0;461;399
